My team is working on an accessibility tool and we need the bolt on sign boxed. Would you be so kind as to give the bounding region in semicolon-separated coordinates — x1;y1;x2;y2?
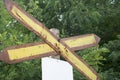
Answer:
0;0;100;80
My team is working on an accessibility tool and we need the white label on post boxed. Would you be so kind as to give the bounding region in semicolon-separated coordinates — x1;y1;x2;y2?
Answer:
42;57;73;80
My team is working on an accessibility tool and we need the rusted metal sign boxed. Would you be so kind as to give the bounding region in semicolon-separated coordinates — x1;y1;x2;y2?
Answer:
1;0;100;80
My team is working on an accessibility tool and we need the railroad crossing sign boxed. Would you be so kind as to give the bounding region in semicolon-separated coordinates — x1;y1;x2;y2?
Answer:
0;0;100;80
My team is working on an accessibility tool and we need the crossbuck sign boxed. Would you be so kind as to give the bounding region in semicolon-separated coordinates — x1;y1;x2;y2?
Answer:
0;0;100;80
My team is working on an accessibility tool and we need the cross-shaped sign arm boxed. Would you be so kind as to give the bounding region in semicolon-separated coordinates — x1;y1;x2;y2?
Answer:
2;0;100;80
0;34;100;63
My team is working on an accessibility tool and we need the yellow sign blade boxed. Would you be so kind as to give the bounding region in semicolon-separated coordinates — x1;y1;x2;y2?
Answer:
62;34;100;50
3;0;100;80
1;34;99;63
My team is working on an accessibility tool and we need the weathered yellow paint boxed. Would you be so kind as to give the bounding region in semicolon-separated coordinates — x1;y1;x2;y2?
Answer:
65;35;95;48
7;34;97;60
58;43;97;80
8;44;54;60
9;5;99;80
11;6;58;45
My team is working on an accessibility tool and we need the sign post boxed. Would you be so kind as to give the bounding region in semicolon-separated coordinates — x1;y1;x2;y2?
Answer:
0;0;100;79
41;28;73;80
42;57;73;80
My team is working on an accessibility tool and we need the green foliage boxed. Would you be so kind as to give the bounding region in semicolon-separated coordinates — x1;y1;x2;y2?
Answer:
104;35;120;69
100;68;120;80
78;46;109;71
37;0;102;36
73;46;109;80
0;59;42;80
101;35;120;79
0;0;120;80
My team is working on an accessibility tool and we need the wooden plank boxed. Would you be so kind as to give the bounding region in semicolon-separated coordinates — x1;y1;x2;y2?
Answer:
0;34;100;63
3;0;100;80
62;34;100;51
